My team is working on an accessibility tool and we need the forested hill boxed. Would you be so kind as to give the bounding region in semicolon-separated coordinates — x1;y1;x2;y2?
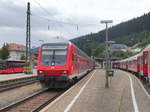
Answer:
71;12;150;58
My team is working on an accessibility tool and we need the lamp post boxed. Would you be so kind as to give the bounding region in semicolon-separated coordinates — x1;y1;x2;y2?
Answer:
100;20;113;88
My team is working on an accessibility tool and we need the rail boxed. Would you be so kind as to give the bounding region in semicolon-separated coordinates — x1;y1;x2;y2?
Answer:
0;76;38;92
0;88;64;112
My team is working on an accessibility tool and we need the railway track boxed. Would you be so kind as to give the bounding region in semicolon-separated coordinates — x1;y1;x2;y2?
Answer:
0;76;38;92
0;70;94;112
0;88;64;112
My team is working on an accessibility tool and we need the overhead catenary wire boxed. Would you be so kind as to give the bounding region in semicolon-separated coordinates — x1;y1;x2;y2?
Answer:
31;13;99;26
31;13;80;31
31;0;99;28
32;0;78;27
33;0;53;16
31;13;101;32
31;14;78;26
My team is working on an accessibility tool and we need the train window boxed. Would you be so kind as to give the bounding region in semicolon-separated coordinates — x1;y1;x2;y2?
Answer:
2;65;7;69
145;54;148;64
72;53;78;62
42;50;53;55
144;52;148;64
137;57;140;65
41;50;53;66
42;45;67;50
72;53;75;61
55;50;67;66
0;64;3;69
141;57;143;65
41;49;67;66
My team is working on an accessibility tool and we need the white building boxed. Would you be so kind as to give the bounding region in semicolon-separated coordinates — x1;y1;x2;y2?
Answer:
131;48;141;53
8;43;26;61
110;44;128;52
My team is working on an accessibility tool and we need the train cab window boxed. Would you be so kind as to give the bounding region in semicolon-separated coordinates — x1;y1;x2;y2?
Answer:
42;50;53;66
55;50;67;66
41;48;67;66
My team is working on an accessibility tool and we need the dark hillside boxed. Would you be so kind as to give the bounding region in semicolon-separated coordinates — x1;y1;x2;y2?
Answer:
71;12;150;58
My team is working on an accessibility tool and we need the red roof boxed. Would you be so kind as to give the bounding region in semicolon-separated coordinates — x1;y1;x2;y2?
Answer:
8;43;26;51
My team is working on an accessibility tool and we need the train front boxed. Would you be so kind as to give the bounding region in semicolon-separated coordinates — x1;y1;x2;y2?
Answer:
37;42;70;88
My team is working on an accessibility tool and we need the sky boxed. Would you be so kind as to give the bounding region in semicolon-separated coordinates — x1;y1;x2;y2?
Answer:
0;0;150;47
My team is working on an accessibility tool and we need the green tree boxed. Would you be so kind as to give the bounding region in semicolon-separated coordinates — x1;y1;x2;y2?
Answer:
71;12;150;59
20;54;26;60
92;43;105;58
112;50;135;59
0;43;10;60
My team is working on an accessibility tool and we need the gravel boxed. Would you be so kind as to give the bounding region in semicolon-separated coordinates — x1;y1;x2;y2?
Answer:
0;82;43;108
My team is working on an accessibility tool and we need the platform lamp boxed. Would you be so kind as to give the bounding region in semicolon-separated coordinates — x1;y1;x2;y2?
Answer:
100;20;113;88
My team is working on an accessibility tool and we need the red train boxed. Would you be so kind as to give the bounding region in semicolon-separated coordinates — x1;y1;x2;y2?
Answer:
113;45;150;83
37;41;95;88
0;60;27;74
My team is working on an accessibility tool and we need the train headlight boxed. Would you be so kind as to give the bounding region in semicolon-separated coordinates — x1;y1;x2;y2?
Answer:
38;70;44;75
61;70;67;74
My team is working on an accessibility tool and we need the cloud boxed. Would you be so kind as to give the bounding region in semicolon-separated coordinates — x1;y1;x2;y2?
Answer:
0;0;150;47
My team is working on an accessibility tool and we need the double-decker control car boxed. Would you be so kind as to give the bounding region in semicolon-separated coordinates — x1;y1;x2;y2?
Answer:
37;40;95;88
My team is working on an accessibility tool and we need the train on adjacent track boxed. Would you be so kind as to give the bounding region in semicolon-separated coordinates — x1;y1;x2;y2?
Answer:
113;44;150;83
37;40;95;88
0;60;27;74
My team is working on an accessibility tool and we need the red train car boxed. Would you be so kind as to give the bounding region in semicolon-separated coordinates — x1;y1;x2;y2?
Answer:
0;60;27;74
37;41;95;88
113;44;150;83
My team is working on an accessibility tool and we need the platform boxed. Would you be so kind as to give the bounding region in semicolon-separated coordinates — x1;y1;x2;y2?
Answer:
40;69;150;112
0;69;37;82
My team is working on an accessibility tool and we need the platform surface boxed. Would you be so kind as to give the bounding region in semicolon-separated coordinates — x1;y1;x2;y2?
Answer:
0;69;37;82
40;69;150;112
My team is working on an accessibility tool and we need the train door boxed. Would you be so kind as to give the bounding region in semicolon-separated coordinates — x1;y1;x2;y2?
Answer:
137;56;140;72
72;52;78;75
77;57;80;74
126;61;128;69
143;51;148;76
73;49;80;75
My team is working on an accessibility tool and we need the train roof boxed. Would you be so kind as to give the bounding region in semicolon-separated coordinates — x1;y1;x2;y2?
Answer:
39;37;94;60
43;37;70;45
115;53;139;63
42;41;71;47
